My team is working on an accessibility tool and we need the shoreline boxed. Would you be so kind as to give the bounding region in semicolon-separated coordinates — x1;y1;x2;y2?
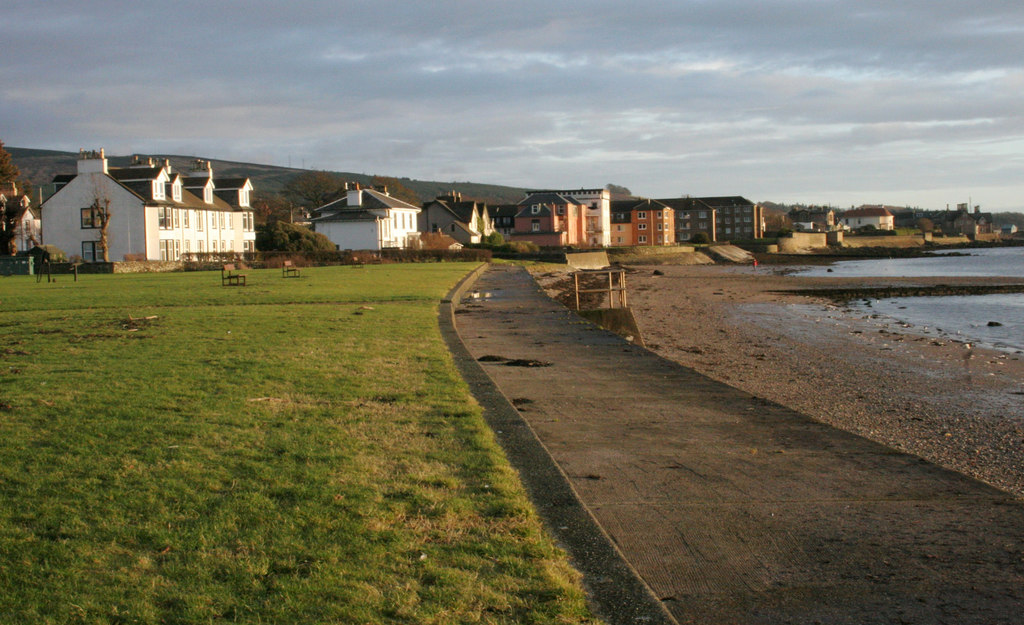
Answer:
548;264;1024;499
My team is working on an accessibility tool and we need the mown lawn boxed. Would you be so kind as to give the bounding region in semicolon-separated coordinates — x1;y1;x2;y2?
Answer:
0;264;599;624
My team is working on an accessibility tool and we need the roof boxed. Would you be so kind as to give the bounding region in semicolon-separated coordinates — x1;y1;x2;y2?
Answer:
515;204;554;218
844;206;894;218
489;204;519;218
311;208;381;223
316;188;420;213
656;196;754;211
518;191;577;207
109;167;164;182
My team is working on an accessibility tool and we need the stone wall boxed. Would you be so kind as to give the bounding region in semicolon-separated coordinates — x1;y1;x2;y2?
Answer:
113;261;183;273
777;232;827;253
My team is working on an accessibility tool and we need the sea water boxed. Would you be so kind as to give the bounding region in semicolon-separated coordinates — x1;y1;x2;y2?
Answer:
797;247;1024;353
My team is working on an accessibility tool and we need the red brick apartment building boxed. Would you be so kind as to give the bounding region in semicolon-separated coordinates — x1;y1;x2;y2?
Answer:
509;192;587;247
610;199;675;246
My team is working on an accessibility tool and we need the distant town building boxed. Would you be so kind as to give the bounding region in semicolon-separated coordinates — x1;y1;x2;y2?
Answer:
659;196;762;242
525;188;611;246
840;205;895;231
41;150;255;261
609;198;675;246
489;204;518;238
311;183;420;250
788;207;835;232
509;191;587;247
419;192;494;245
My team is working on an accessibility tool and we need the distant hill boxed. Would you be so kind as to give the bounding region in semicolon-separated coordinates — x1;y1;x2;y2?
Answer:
7;147;529;205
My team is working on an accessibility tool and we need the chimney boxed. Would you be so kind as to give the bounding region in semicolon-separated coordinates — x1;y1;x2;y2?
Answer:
77;148;109;174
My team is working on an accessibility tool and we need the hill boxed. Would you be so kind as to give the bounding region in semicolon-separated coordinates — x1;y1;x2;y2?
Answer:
7;147;529;205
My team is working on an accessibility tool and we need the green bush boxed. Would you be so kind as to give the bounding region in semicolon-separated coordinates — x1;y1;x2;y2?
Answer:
690;232;711;244
256;221;336;252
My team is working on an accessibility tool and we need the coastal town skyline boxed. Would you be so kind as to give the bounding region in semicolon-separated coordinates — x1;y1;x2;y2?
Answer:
2;1;1023;212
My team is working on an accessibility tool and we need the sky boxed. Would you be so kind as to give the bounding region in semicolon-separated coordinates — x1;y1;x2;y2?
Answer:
2;1;1023;211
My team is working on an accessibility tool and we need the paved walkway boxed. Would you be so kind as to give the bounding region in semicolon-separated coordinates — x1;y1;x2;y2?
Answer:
450;265;1024;625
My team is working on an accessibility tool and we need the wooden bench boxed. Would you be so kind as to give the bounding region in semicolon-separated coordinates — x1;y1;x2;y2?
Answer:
282;260;301;278
221;263;246;286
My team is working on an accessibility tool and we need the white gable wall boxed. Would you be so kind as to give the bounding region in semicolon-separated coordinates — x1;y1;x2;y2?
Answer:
42;173;148;261
317;219;382;250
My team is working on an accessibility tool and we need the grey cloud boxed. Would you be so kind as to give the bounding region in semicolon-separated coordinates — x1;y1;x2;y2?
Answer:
1;1;1022;209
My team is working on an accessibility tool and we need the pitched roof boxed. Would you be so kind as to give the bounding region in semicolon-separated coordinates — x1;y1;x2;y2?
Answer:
518;191;576;206
844;206;894;218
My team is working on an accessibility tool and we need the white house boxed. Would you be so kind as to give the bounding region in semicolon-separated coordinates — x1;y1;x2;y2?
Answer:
311;184;420;250
41;150;256;261
841;206;895;231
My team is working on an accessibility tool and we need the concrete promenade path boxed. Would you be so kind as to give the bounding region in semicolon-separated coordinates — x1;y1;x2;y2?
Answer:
451;265;1024;625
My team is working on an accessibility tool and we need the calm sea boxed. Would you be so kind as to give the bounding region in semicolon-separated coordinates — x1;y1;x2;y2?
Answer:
797;247;1024;353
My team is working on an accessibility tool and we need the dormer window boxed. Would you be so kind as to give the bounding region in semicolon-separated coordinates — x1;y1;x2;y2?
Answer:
531;205;541;215
172;180;182;202
204;186;213;204
239;189;249;207
152;181;165;200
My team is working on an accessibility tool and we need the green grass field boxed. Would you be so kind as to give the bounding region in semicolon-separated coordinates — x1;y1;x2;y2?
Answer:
0;265;599;624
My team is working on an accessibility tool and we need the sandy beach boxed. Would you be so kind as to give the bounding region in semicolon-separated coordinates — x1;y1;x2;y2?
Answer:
540;263;1024;499
625;264;1024;499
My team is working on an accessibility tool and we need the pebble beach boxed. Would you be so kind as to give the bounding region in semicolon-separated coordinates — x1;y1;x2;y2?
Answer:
619;264;1024;499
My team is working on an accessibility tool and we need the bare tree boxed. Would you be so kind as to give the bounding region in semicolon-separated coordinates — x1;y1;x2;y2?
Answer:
88;175;113;261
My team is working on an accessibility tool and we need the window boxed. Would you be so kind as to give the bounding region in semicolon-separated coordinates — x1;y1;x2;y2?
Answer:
638;235;647;243
657;235;663;243
212;240;218;252
699;211;707;218
204;187;213;204
638;211;647;219
557;207;565;215
638;223;647;230
220;212;225;229
159;240;174;261
182;210;189;228
82;241;99;262
158;207;172;229
184;240;190;254
172;209;179;228
657;223;663;231
172;181;182;202
152;181;164;200
616;225;623;231
197;211;204;231
531;219;540;232
80;207;101;229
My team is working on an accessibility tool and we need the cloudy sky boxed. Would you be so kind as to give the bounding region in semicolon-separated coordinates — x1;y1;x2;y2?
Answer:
3;1;1023;210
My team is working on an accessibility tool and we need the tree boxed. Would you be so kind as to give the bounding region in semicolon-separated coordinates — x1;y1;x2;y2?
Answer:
916;217;934;233
86;176;114;262
0;140;21;188
282;171;345;210
255;221;335;252
0;141;32;255
605;183;633;198
252;192;294;225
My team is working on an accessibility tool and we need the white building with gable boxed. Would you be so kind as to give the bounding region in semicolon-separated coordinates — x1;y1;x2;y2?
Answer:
311;183;420;250
41;150;255;261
